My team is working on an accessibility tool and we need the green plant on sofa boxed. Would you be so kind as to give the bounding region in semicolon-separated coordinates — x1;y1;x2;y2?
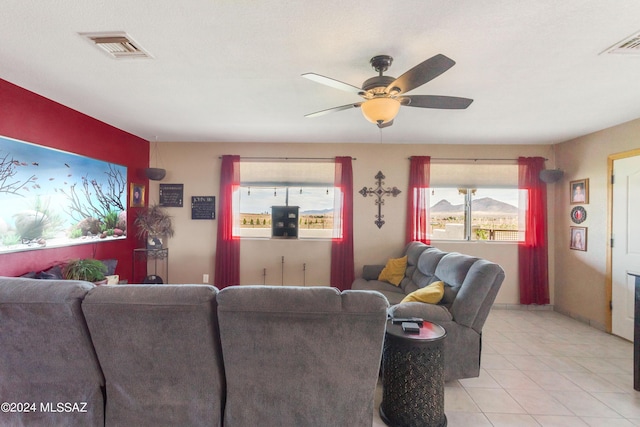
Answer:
62;259;107;283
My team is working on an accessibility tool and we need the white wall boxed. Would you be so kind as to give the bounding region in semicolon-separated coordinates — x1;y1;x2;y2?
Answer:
554;117;640;330
151;141;554;305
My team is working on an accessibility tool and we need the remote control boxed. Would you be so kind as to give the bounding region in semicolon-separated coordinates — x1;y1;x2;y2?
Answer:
401;322;421;333
392;317;424;326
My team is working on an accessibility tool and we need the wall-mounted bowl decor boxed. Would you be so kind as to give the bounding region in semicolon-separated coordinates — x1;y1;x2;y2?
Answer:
144;167;166;181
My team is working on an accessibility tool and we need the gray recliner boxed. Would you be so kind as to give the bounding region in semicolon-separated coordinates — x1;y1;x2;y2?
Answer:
0;277;104;427
352;242;505;380
216;286;389;427
82;284;225;427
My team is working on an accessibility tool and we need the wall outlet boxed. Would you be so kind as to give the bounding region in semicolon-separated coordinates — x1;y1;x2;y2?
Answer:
203;274;209;283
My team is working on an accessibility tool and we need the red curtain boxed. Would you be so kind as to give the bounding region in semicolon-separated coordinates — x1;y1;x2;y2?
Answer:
330;157;354;291
406;156;431;244
518;157;549;305
214;155;240;289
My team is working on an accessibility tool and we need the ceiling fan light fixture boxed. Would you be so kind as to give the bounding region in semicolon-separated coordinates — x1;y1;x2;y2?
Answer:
361;97;400;125
388;87;401;96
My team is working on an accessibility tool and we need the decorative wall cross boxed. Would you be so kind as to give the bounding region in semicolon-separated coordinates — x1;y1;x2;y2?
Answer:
359;171;401;229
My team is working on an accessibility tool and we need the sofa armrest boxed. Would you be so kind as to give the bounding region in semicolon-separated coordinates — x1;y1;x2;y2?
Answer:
362;265;385;280
388;302;453;323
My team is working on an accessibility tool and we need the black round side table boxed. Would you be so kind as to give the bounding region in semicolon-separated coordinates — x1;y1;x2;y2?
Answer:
380;320;447;427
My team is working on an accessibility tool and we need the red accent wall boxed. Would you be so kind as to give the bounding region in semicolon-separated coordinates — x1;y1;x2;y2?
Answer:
0;78;149;279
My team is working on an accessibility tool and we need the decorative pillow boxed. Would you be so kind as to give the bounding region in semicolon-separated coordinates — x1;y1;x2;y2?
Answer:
401;281;445;304
101;259;118;276
377;256;407;286
36;265;64;280
105;275;120;285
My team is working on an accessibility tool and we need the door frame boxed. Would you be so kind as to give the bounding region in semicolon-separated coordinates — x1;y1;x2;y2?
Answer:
607;148;640;333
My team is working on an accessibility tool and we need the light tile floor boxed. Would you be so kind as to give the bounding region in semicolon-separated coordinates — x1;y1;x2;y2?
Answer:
373;309;640;426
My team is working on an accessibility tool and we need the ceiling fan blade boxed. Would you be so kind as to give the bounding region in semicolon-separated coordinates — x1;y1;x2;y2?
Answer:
304;102;362;118
400;95;473;109
386;54;456;95
301;73;364;95
377;120;394;129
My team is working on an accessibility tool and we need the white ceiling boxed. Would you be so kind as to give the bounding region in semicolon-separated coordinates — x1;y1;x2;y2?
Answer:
2;1;640;145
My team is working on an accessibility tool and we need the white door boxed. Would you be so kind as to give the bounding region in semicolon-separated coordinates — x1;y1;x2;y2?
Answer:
612;155;640;340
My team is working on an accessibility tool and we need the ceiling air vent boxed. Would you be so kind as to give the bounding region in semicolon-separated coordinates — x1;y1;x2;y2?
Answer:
79;32;152;59
602;31;640;55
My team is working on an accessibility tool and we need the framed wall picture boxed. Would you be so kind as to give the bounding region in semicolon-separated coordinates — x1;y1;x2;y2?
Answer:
191;196;215;220
570;226;587;251
159;183;184;207
570;178;589;204
130;183;145;208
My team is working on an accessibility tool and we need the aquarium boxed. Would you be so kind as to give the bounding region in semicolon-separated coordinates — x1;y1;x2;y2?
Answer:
0;135;128;253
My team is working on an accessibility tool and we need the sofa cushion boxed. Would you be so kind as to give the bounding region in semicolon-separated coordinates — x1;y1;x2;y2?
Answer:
100;258;118;275
37;264;64;279
434;252;478;288
399;241;430;290
378;256;407;286
441;285;459;306
402;247;448;294
362;264;385;280
217;286;388;427
405;241;431;265
416;248;447;282
82;284;224;426
388;301;453;323
352;278;406;305
451;259;506;330
0;277;104;427
20;271;37;278
352;278;405;294
401;281;445;304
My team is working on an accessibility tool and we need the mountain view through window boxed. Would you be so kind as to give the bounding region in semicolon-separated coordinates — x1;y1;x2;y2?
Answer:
429;188;522;241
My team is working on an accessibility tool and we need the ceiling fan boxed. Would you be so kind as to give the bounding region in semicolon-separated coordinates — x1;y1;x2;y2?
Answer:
302;54;473;128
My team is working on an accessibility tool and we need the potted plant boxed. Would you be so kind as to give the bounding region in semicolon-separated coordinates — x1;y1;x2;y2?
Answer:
134;204;174;249
63;258;108;284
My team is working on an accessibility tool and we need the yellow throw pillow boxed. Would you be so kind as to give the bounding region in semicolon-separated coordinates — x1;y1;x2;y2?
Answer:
378;256;407;286
401;281;445;304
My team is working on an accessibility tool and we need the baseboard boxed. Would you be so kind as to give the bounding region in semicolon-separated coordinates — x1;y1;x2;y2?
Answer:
492;303;554;311
491;304;608;332
553;306;607;332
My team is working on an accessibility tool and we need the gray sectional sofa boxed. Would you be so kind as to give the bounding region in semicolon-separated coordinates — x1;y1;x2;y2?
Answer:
0;279;104;427
217;286;388;427
0;277;388;427
352;241;505;381
82;284;225;427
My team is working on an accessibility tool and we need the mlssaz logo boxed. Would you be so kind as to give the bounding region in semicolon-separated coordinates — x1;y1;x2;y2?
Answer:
40;402;88;413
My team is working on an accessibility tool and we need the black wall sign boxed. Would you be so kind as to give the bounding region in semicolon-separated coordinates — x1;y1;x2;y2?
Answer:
159;184;184;207
191;196;216;220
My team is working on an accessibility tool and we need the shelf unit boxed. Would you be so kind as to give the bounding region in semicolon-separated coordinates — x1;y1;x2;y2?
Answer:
271;206;299;239
132;248;169;284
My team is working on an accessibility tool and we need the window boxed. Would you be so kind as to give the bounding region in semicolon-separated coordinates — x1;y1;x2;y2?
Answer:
428;162;524;242
235;160;335;238
429;187;523;241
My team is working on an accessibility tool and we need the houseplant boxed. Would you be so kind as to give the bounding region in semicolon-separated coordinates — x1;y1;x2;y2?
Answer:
62;258;107;283
134;204;174;249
